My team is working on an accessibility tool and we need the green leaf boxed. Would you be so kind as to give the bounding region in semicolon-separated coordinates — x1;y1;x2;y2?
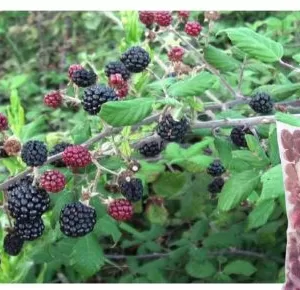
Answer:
218;170;260;211
245;135;269;163
220;27;283;62
276;113;300;127
247;200;275;230
224;260;257;276
203;231;241;249
268;126;280;166
146;204;168;225
100;98;154;127
71;117;91;144
259;164;284;201
94;216;122;243
136;160;165;183
204;45;240;72
253;84;300;101
72;235;105;278
120;11;142;45
168;72;217;97
232;150;269;169
186;260;217;278
214;137;233;167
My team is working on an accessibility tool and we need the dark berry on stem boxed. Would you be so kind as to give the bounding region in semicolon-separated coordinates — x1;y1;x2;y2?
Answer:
105;61;131;81
207;160;225;177
71;69;97;88
119;177;143;202
230;126;253;148
68;64;84;79
249;92;274;114
21;140;48;167
139;140;163;157
3;232;24;256
15;217;45;241
120;46;150;73
208;177;225;194
49;142;72;167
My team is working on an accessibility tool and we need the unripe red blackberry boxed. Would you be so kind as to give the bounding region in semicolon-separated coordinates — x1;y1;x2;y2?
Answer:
208;177;224;194
40;170;66;193
157;114;189;142
139;11;155;26
49;142;72;167
119;177;143;202
178;11;190;19
207;160;225;177
44;91;63;109
62;145;92;168
21;140;48;167
3;232;24;256
15;217;45;241
105;61;131;81
230;126;253;148
60;202;97;238
71;69;97;88
120;46;151;73
68;64;84;79
0;113;8;131
154;11;172;27
116;82;129;98
249;92;274;114
108;199;133;221
108;73;125;89
3;137;21;156
168;46;185;62
185;21;202;37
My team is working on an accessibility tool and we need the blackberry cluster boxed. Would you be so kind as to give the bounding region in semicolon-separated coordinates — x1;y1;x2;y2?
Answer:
105;61;131;81
83;85;118;115
60;202;97;238
157;114;189;141
230;126;253;147
3;232;24;256
21;140;48;167
119;177;143;202
138;139;163;157
208;177;225;195
207;160;225;177
249;92;274;114
49;142;72;167
71;69;97;87
120;46;150;73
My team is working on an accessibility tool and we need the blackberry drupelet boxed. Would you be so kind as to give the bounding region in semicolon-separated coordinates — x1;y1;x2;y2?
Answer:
138;140;163;157
59;202;97;238
7;178;50;220
207;160;225;177
249;92;274;114
21;140;48;167
119;177;143;202
105;61;131;81
120;46;150;73
230;126;253;147
157;114;189;142
82;85;118;115
208;177;225;194
3;232;24;256
15;217;45;241
49;142;72;167
71;69;97;88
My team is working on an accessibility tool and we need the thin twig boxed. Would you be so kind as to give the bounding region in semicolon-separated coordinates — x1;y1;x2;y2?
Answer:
238;56;247;94
279;59;300;72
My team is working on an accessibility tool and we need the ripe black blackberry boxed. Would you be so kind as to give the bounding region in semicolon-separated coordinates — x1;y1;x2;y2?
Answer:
105;61;131;81
120;46;150;73
49;142;72;167
15;217;45;241
21;140;48;167
208;177;224;194
60;202;97;238
8;178;50;220
71;69;97;88
157;114;189;141
3;232;24;256
249;92;274;114
138;139;163;157
82;85;118;115
207;160;225;177
119;177;143;202
230;126;253;148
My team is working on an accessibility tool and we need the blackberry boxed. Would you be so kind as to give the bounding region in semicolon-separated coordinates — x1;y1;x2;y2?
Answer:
208;177;224;194
230;126;253;148
3;232;24;256
15;217;45;241
119;177;143;202
138;140;163;157
249;92;274;114
168;46;185;62
71;69;97;88
49;142;72;167
21;140;48;167
62;145;92;168
105;61;131;81
108;199;133;221
154;11;172;27
139;11;155;26
157;114;189;141
82;85;118;115
120;46;150;73
60;202;97;238
185;21;202;37
40;170;66;193
4;137;21;156
207;160;225;177
7;178;50;220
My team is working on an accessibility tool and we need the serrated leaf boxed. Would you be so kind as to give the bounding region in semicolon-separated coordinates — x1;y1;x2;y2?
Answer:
218;170;260;211
94;216;121;243
220;27;283;62
100;98;154;127
185;260;217;278
232;150;269;169
247;199;275;230
214;137;233;167
276;113;300;127
168;72;217;97
245;135;269;163
146;204;168;225
136;160;165;183
203;231;241;249
204;45;240;72
224;260;257;276
71;118;91;144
